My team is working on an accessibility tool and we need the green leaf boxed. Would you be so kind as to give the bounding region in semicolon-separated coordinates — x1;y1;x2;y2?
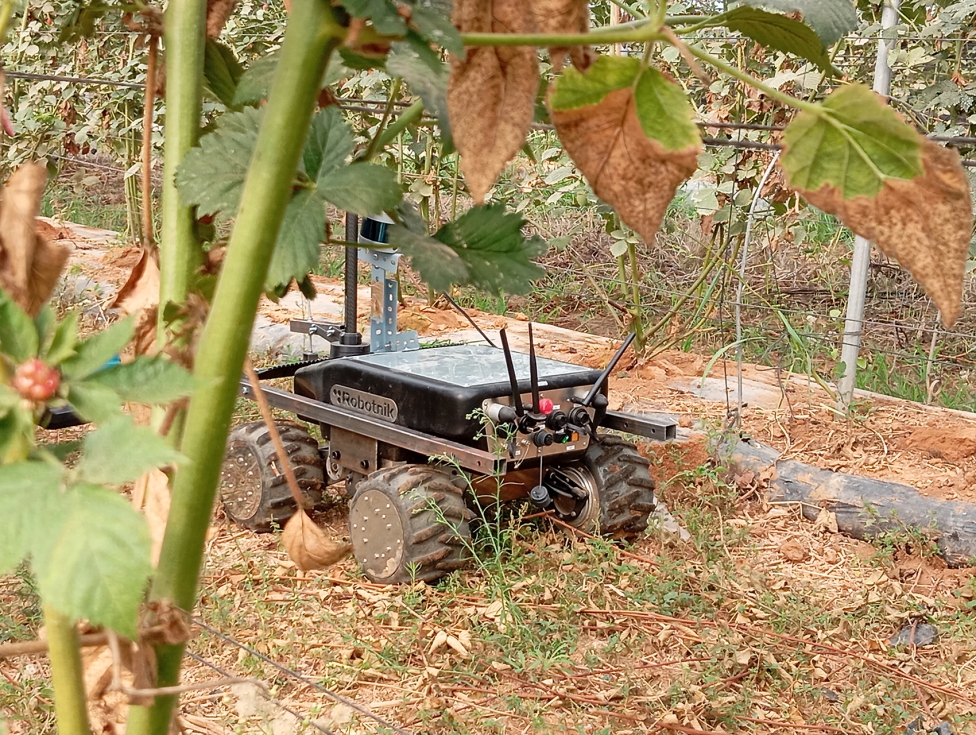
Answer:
60;316;135;381
387;41;454;151
43;310;79;366
0;294;39;362
551;56;700;153
387;225;468;292
34;484;151;636
0;461;64;574
204;39;245;109
77;415;184;486
34;307;55;350
734;0;858;46
66;383;122;424
717;6;834;72
409;4;464;55
266;189;328;292
319;163;403;215
0;403;35;465
342;0;408;36
390;204;546;294
86;357;195;405
234;51;280;106
303;107;354;180
782;83;923;199
549;55;640;110
175;108;263;219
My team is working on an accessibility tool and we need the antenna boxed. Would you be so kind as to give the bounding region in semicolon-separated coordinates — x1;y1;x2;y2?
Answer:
581;332;637;407
499;329;524;418
528;322;541;414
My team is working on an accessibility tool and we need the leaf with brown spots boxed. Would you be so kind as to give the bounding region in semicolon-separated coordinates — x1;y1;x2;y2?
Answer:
448;0;539;203
282;510;352;571
549;56;701;245
0;164;70;316
782;84;973;326
531;0;594;71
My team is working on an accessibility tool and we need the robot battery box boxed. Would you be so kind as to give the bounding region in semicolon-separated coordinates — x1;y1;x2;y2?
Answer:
294;344;604;450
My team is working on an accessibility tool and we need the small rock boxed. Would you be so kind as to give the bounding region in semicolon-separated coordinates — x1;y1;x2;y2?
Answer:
903;716;924;734
931;722;955;735
779;539;809;562
820;688;841;703
889;622;938;648
649;503;691;542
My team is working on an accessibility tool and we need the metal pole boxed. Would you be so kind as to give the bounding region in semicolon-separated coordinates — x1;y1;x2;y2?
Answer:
837;0;899;409
343;212;359;337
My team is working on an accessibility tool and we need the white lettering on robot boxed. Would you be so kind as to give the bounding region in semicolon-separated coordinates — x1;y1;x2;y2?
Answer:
329;384;398;422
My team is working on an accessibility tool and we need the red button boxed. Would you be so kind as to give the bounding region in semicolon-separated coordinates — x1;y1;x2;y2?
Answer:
539;397;554;415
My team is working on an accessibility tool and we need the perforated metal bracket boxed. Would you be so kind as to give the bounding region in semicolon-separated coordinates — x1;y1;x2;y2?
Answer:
359;247;419;353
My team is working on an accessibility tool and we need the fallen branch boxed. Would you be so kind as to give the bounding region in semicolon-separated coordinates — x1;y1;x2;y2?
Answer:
0;633;109;660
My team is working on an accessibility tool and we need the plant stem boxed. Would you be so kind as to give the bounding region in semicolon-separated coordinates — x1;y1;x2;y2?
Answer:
684;42;823;115
461;22;664;47
44;605;91;735
365;100;424;160
626;240;644;349
363;77;401;161
127;4;345;735
141;34;159;247
0;0;17;44
157;0;207;337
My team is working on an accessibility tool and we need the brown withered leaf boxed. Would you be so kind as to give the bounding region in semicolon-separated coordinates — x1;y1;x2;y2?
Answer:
449;0;539;203
531;0;593;71
132;469;170;567
282;510;352;571
0;164;70;316
796;140;972;327
551;87;700;245
111;248;160;316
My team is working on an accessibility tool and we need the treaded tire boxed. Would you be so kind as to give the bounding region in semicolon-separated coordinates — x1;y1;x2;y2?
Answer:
349;465;473;584
219;421;325;532
580;433;657;536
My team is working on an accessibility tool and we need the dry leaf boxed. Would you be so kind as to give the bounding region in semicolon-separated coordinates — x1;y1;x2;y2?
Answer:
551;87;700;245
814;507;839;534
531;0;593;71
779;539;809;562
796;140;972;327
429;629;449;654
111;248;160;316
0;164;70;316
449;0;539;203
281;510;351;571
132;469;171;566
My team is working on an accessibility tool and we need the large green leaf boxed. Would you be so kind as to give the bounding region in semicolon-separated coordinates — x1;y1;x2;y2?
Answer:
319;163;403;215
550;56;699;153
86;357;195;405
387;42;454;151
43;310;79;366
782;83;922;199
303;107;354;180
390;204;546;294
204;39;244;109
0;462;64;574
0;294;39;362
717;6;834;72
34;484;151;636
734;0;858;46
233;51;280;106
66;383;123;424
409;2;464;56
77;415;184;486
60;316;134;381
267;189;328;293
175;108;263;219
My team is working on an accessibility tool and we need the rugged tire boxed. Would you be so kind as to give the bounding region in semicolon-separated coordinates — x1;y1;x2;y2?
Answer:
349;465;473;584
219;421;325;532
577;434;657;536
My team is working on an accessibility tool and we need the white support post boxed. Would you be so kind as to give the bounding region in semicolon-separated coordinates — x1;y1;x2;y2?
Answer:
837;0;900;409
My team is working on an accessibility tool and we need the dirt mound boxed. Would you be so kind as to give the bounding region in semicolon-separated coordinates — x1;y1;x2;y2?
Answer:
901;426;976;463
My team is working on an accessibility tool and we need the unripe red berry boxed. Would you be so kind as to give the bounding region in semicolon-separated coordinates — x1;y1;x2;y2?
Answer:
12;359;60;402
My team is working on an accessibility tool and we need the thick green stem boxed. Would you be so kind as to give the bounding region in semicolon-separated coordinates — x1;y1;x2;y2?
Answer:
44;606;91;735
127;4;344;735
461;21;663;47
157;0;207;335
0;0;17;44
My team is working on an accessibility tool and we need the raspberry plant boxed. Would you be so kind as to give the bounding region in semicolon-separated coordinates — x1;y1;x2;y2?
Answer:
0;1;972;734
